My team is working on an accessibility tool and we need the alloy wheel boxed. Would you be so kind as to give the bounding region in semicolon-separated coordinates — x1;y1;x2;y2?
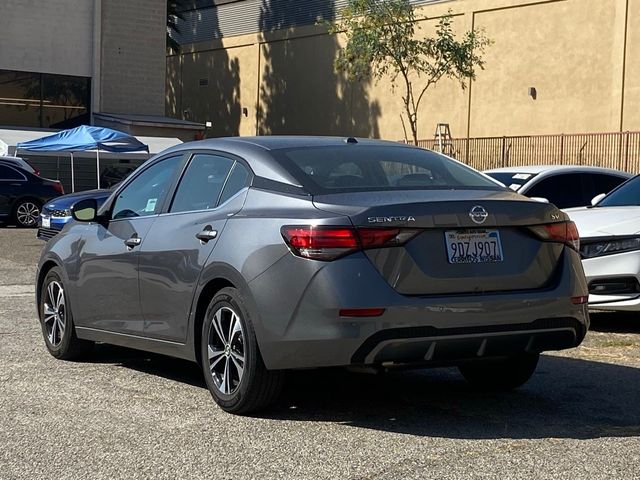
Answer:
17;202;40;227
43;281;66;347
207;306;245;395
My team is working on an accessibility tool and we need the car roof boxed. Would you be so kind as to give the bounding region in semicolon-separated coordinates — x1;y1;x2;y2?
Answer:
484;165;631;176
152;136;421;186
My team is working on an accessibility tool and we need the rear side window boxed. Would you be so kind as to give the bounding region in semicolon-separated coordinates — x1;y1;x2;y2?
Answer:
170;154;234;213
219;162;250;205
524;174;587;208
275;146;501;193
590;174;627;197
0;165;26;180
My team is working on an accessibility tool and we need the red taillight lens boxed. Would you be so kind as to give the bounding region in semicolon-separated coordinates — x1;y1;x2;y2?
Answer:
571;295;589;305
529;221;580;251
281;226;420;261
52;182;64;195
281;226;359;260
358;228;420;248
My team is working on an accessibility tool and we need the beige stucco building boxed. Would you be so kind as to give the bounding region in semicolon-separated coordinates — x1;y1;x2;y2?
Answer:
0;0;201;140
167;0;640;142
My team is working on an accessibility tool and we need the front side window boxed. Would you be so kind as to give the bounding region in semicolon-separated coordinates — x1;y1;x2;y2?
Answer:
112;156;182;219
275;146;501;193
170;154;234;213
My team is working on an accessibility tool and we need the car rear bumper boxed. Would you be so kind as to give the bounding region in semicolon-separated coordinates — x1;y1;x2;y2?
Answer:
250;250;590;370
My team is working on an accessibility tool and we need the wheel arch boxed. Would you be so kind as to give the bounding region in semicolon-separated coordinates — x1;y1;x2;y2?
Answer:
36;259;61;318
191;264;260;367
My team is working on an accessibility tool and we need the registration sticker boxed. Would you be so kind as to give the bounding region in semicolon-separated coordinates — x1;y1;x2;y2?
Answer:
144;198;158;212
445;230;504;264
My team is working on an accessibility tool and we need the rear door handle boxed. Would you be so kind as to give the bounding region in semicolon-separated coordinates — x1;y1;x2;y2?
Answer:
196;226;218;243
124;235;142;249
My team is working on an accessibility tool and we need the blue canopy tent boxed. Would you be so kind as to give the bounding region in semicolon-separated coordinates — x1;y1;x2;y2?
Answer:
16;125;149;192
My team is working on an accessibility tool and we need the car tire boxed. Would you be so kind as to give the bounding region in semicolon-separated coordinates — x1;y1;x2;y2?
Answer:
201;287;284;414
40;267;93;360
13;199;41;228
458;353;539;390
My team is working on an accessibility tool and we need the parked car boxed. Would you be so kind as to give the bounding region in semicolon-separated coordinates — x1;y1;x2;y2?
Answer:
36;137;589;414
484;166;631;209
0;161;63;227
0;155;40;176
566;175;640;311
37;188;112;241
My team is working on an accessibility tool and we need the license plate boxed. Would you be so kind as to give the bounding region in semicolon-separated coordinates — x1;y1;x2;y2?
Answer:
41;216;50;228
445;230;504;264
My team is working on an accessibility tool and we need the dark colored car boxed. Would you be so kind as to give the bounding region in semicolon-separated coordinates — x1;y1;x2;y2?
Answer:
38;189;112;241
36;137;589;414
0;160;63;227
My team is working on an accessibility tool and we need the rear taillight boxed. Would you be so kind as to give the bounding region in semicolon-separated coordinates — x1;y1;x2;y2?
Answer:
52;182;64;195
529;221;580;251
281;226;420;261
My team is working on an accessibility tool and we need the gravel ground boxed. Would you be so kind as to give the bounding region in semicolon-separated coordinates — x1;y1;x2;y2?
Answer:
1;227;639;479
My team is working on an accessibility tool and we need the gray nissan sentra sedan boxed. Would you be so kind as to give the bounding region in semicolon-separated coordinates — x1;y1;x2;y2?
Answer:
35;137;589;414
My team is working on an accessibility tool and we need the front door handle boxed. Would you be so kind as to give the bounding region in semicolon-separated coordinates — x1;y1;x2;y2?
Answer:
124;235;142;249
196;226;218;243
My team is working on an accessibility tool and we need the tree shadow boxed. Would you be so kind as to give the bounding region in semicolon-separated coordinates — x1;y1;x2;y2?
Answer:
166;5;241;137
258;0;380;137
86;343;640;440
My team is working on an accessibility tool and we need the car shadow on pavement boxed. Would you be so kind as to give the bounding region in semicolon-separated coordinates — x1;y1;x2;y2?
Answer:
86;345;640;440
268;355;640;440
590;312;640;334
87;343;206;389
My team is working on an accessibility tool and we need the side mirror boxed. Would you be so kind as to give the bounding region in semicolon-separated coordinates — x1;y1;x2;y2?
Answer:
71;198;98;222
591;193;606;206
530;197;550;204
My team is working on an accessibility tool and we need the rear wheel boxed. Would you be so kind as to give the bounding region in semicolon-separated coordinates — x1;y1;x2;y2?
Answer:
201;287;283;414
458;353;539;390
40;267;93;359
13;199;41;227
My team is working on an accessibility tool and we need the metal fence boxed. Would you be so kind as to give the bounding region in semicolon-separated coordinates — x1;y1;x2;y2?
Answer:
417;131;640;173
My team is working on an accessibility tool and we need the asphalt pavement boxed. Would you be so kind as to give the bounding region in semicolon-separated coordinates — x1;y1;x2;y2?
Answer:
0;227;639;479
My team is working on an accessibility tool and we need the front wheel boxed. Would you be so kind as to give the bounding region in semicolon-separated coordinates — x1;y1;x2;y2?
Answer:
201;287;284;414
14;199;41;227
458;353;540;391
40;267;93;359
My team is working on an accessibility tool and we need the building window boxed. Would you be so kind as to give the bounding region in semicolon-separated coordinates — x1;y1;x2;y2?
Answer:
0;69;90;129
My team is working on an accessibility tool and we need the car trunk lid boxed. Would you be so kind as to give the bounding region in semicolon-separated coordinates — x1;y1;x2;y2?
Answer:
313;190;568;295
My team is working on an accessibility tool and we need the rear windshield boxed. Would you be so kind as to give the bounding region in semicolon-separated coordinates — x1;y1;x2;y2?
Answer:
274;145;502;194
485;172;537;191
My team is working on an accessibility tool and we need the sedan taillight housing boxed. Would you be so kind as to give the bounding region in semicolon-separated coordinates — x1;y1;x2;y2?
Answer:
281;225;420;261
529;221;580;251
52;181;64;195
